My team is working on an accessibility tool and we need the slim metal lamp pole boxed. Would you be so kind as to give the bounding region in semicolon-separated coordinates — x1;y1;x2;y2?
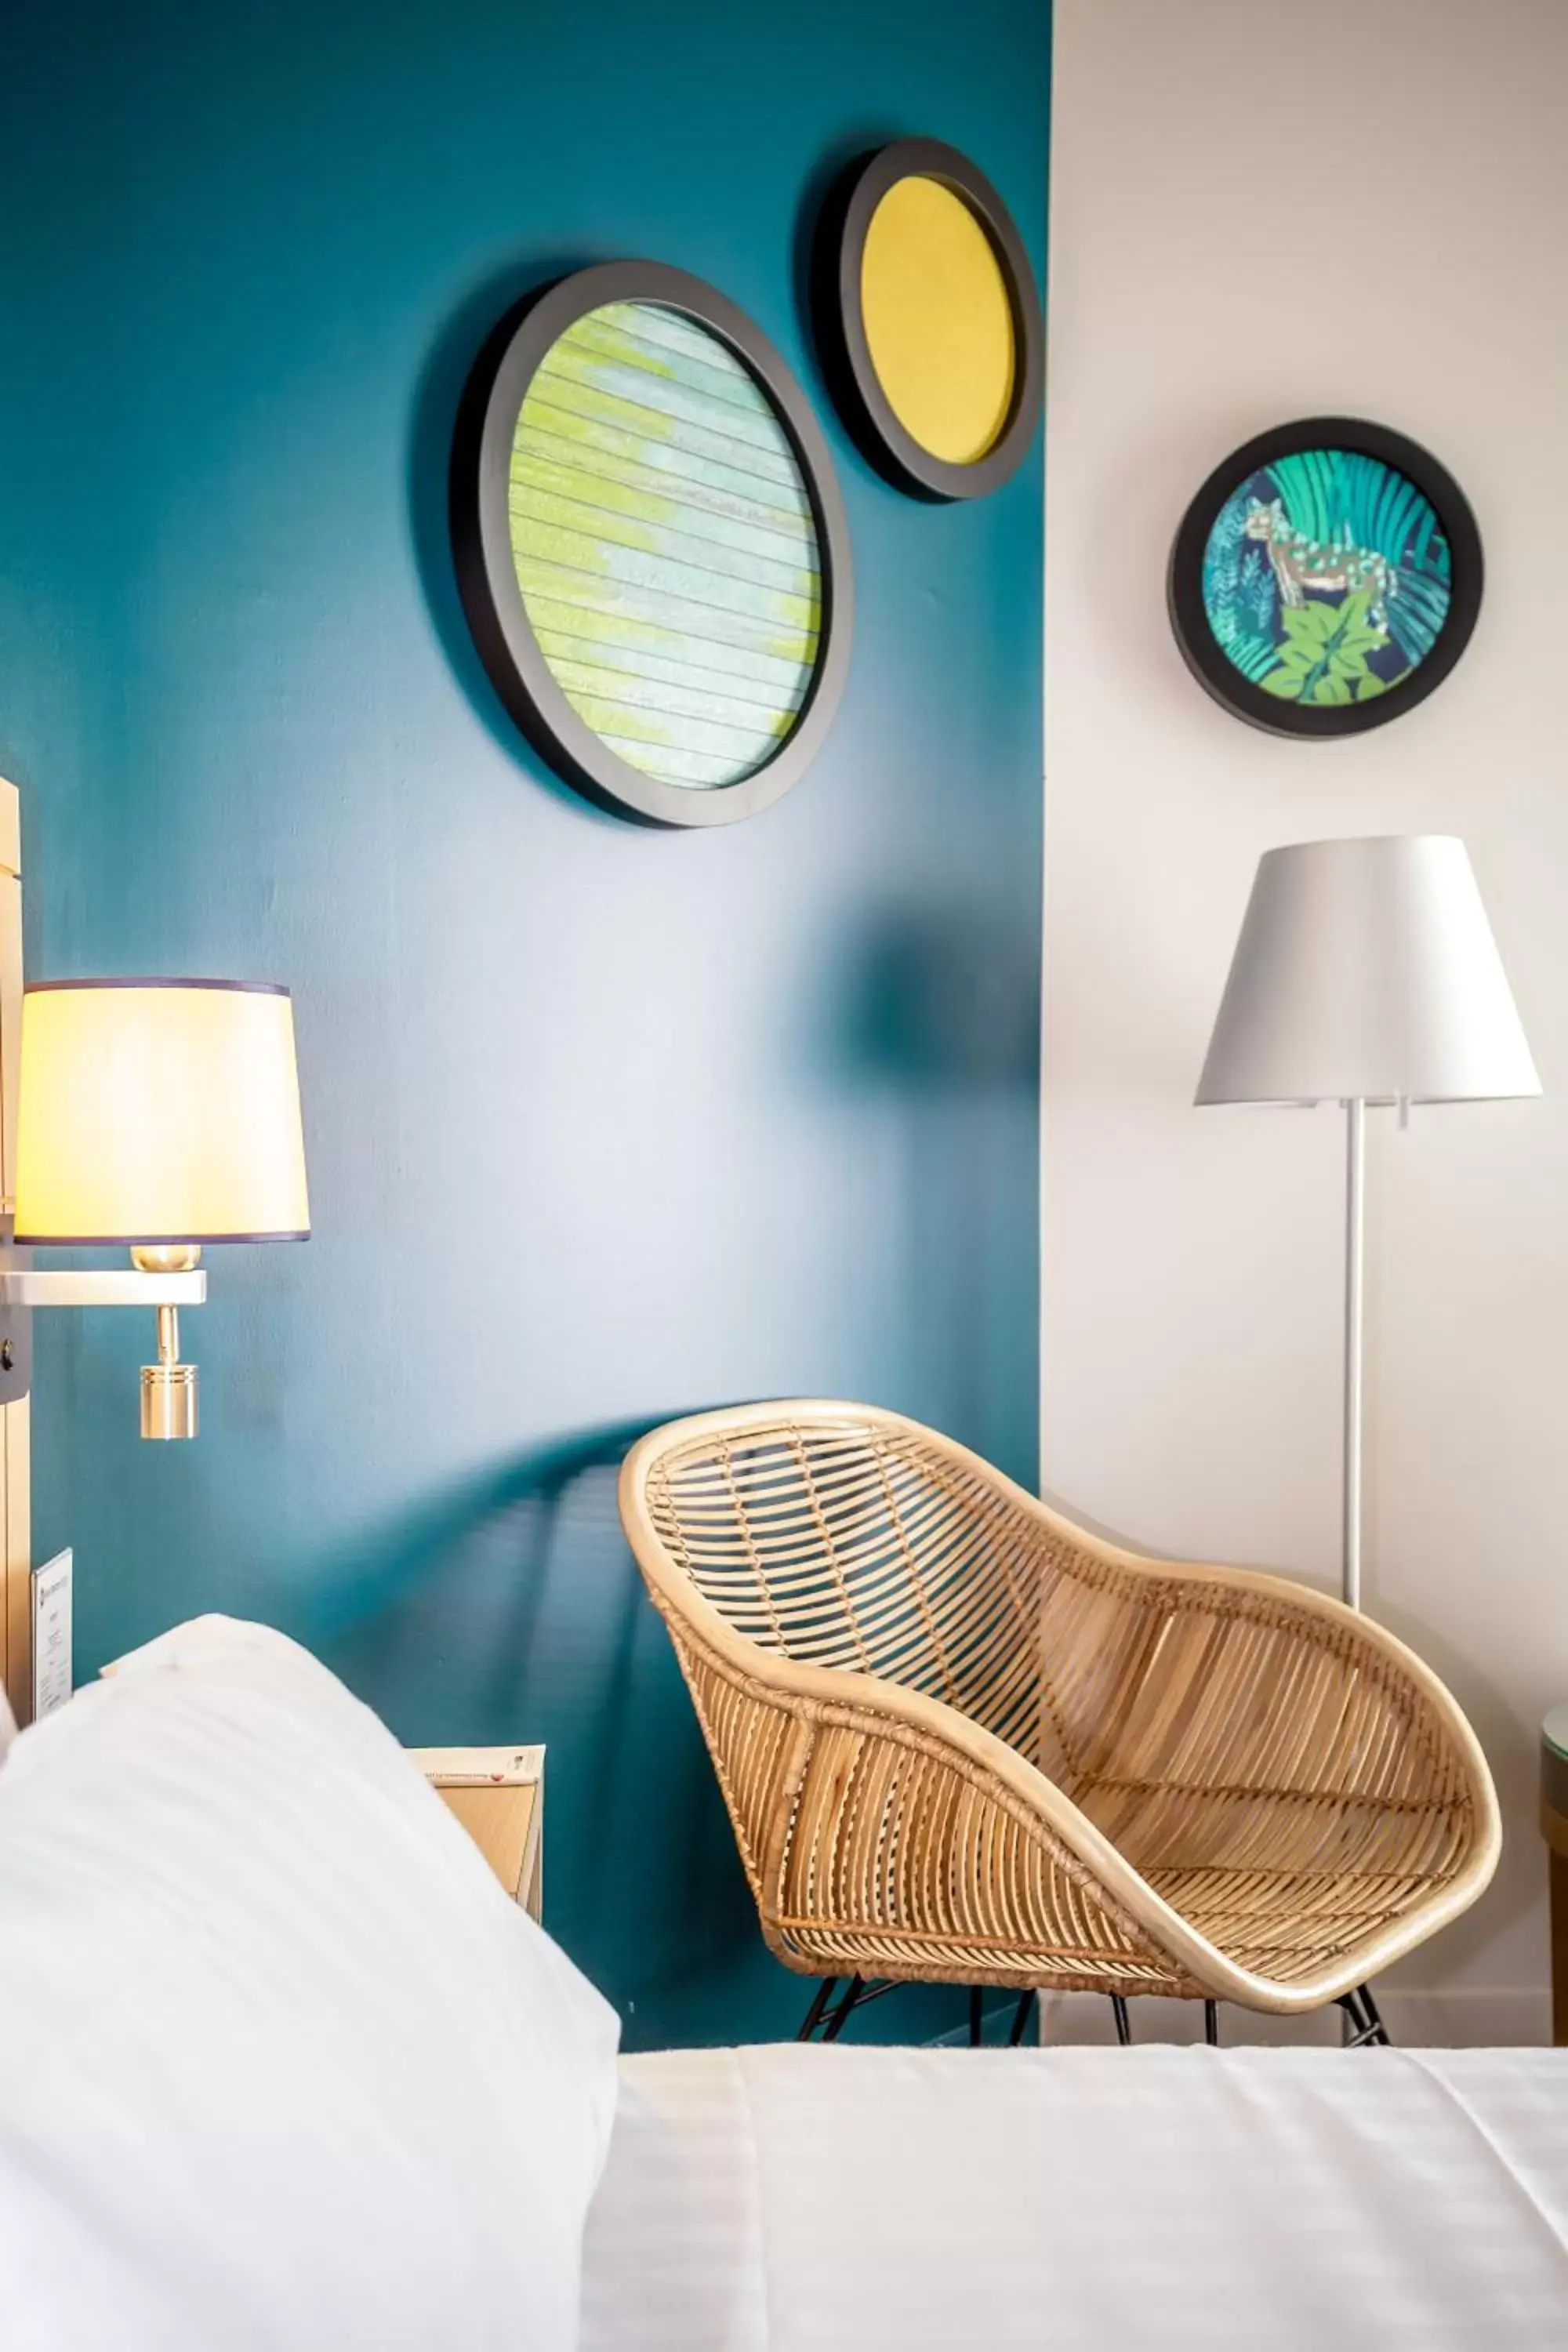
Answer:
1341;1098;1366;1613
1199;842;1541;1601
1340;1094;1368;2054
1190;837;1537;2060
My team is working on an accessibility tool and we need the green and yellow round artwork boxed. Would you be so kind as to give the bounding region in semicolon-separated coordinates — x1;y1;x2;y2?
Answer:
453;261;852;827
1169;419;1482;738
510;300;823;792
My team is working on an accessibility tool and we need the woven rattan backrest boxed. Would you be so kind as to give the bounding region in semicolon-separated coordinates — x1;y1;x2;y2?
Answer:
640;1409;1073;1777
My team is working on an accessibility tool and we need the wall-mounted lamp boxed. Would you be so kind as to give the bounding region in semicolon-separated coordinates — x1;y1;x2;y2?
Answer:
3;980;310;1439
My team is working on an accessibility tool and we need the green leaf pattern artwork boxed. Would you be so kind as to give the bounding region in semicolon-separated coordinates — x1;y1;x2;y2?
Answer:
510;302;822;790
1201;448;1451;706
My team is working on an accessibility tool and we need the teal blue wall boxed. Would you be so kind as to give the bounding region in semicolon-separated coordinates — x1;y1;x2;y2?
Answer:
0;0;1046;2046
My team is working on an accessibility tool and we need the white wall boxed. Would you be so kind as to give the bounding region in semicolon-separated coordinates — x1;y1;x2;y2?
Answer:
1044;0;1568;2038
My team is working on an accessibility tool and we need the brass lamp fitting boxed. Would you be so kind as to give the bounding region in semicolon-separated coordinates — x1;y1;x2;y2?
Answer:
132;1245;201;1439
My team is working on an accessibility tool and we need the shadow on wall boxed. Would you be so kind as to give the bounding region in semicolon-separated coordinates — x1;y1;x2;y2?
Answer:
308;1417;757;2047
833;901;1040;1090
789;125;902;493
405;249;626;824
1363;1597;1537;1998
308;1414;988;2052
820;899;1042;1473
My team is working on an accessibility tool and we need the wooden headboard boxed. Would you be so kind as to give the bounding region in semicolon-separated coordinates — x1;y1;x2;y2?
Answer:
0;779;32;1726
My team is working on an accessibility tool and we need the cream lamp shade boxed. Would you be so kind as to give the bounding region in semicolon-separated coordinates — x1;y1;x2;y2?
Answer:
1196;836;1541;1108
14;980;310;1244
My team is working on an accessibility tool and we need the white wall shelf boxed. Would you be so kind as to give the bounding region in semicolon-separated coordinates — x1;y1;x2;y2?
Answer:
0;1269;207;1308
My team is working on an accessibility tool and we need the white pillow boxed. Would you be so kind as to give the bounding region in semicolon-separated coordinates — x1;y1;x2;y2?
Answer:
0;1616;619;2352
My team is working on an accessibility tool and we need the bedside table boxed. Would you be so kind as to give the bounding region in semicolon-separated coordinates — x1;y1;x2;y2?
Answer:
1541;1708;1568;2045
413;1744;543;1922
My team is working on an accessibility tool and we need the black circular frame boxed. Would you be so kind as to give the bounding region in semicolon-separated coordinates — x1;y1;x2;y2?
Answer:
451;260;854;828
1167;416;1483;739
815;138;1044;503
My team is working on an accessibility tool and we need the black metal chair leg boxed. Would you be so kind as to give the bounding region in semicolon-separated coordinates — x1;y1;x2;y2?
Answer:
1336;1985;1390;2049
1203;1999;1220;2046
969;1987;985;2046
1111;1994;1132;2046
1352;1983;1391;2045
822;1974;863;2042
1337;1994;1372;2048
797;1977;840;2041
1007;1990;1037;2046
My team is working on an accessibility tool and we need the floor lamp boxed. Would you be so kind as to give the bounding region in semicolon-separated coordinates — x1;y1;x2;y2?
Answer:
1196;836;1540;1613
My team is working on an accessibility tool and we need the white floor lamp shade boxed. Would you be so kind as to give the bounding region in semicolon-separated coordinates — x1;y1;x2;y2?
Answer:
1197;837;1539;1610
1198;837;1541;1109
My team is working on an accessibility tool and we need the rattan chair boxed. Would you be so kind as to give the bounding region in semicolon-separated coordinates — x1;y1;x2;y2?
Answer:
619;1401;1499;2045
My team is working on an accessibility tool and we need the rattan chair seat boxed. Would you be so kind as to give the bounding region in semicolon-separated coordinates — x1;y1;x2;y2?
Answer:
619;1403;1499;2013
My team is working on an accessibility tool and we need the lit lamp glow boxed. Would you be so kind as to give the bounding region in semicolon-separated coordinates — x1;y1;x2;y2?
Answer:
13;980;310;1439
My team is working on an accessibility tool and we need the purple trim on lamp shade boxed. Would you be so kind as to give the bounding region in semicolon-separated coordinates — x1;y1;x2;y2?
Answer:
13;1229;311;1246
24;977;292;996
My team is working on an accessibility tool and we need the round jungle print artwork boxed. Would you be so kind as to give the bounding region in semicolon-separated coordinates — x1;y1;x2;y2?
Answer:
1205;446;1447;709
1169;420;1482;737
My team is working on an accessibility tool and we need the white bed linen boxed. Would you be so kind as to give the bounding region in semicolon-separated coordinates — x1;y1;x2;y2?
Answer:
583;2042;1568;2349
0;1617;619;2352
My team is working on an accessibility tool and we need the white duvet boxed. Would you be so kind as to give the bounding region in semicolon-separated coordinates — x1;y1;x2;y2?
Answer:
0;1621;619;2352
583;2042;1568;2349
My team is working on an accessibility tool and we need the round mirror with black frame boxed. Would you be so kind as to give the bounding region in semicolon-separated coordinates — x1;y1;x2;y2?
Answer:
452;260;853;827
1168;418;1482;738
815;138;1044;503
